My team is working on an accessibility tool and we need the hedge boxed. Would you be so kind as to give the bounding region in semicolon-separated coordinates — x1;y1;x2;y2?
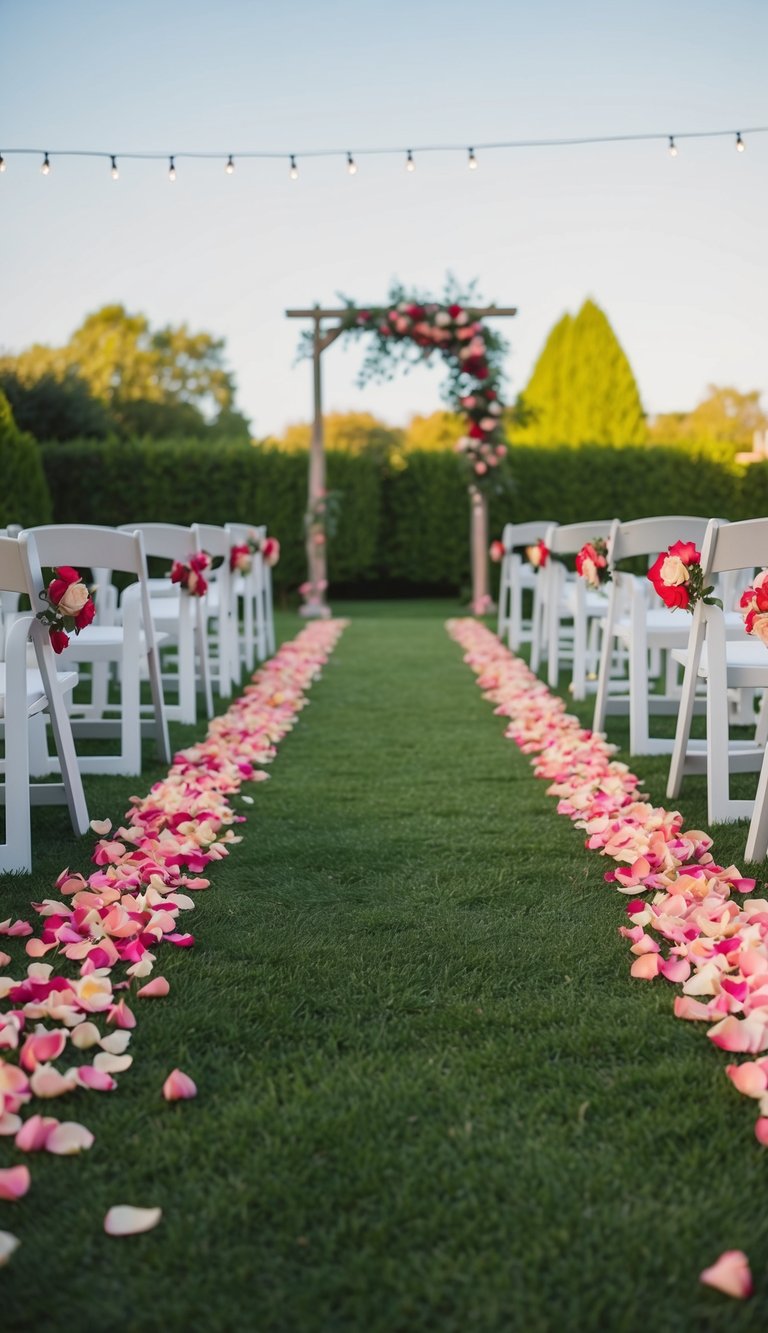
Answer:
0;391;52;528
38;437;766;596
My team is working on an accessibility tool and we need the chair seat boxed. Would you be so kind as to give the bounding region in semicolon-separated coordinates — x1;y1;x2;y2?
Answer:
0;664;79;716
673;637;768;687
57;626;170;660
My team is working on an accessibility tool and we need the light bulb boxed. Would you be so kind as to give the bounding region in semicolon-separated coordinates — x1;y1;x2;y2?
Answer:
0;155;6;173
225;154;235;174
168;155;176;182
406;149;415;172
41;151;51;175
110;155;119;180
736;132;745;152
347;151;357;175
668;135;678;158
468;147;478;170
289;154;299;180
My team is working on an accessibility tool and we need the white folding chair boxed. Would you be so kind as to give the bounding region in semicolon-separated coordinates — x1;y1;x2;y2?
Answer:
535;519;616;700
0;534;89;872
666;517;768;831
496;520;556;653
23;525;171;776
227;522;268;671
118;523;214;724
592;516;713;755
192;523;239;695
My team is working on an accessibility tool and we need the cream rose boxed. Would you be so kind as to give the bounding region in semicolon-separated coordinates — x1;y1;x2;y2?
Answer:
56;580;90;617
659;555;690;587
581;557;599;588
751;612;768;646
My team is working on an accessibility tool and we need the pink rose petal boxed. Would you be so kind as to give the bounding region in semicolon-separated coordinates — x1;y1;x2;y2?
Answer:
76;1065;117;1092
162;1068;197;1101
700;1249;752;1299
89;818;113;837
137;976;170;999
0;1165;30;1201
104;1205;162;1236
46;1121;94;1155
755;1117;768;1146
15;1114;59;1152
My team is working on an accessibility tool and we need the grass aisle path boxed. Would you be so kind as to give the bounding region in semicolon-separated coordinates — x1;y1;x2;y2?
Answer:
3;602;767;1331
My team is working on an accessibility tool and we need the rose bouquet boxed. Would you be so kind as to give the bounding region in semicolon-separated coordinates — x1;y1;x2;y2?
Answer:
36;566;96;654
170;552;211;596
261;537;280;567
229;543;252;575
576;538;611;588
647;540;720;613
525;540;549;570
740;570;768;644
489;539;506;563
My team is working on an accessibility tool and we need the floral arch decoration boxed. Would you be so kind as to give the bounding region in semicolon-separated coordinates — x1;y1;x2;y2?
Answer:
289;285;517;616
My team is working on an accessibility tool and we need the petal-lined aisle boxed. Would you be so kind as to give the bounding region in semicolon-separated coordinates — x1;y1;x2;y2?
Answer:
2;602;767;1332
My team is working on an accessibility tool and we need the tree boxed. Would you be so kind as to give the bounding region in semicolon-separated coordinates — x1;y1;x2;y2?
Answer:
648;385;767;451
401;411;464;452
0;369;113;441
0;304;249;439
513;299;646;445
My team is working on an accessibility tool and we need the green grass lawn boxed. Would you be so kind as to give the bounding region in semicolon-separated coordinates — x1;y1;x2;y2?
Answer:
1;599;767;1332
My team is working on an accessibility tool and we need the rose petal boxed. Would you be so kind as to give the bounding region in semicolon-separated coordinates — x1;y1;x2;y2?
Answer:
162;1068;197;1101
0;1231;20;1266
46;1121;95;1155
15;1114;59;1152
89;818;113;837
137;976;170;999
0;1166;30;1201
29;1065;77;1098
700;1249;752;1299
104;1205;162;1237
93;1051;132;1075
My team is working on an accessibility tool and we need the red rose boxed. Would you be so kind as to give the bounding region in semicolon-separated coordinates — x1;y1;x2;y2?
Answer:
407;304;426;320
170;561;185;585
489;540;506;563
468;423;485;439
667;540;700;566
49;628;70;654
47;577;69;606
647;552;666;594
448;303;463;317
53;566;81;585
659;582;690;610
190;552;210;574
74;598;96;630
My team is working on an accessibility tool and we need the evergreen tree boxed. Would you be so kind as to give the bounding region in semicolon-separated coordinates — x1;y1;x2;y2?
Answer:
514;299;646;445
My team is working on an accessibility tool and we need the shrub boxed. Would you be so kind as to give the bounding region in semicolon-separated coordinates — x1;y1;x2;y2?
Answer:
0;391;52;527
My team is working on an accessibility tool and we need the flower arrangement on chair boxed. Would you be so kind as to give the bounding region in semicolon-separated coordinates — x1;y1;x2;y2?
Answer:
489;539;506;563
261;537;280;567
647;540;720;612
740;571;768;644
229;543;252;575
575;538;611;588
36;566;96;653
525;540;549;570
170;552;211;596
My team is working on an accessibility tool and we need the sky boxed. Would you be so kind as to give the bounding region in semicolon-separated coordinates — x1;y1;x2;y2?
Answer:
1;0;767;437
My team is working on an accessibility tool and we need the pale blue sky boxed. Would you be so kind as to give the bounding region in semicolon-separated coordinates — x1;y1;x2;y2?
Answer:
1;0;766;435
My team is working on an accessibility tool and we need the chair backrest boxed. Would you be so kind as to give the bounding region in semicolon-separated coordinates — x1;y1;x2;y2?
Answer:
23;524;148;580
702;516;768;576
0;534;31;597
502;520;558;550
118;522;199;564
609;515;712;564
192;522;230;561
546;519;616;558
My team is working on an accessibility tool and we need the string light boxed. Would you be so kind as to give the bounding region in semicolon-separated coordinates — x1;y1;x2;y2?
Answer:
468;146;478;169
41;152;51;175
406;149;415;172
347;151;357;175
225;154;235;174
289;154;299;180
0;155;5;173
736;132;745;152
668;135;678;157
168;155;176;182
110;155;119;180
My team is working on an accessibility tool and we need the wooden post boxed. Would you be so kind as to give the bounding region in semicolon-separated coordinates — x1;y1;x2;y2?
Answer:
301;309;331;618
470;486;491;615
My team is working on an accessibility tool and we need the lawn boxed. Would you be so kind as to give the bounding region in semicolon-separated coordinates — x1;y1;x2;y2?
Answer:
1;599;767;1332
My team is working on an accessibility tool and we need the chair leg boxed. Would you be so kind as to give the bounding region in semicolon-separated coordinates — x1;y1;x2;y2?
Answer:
745;744;768;860
666;611;705;799
1;621;33;871
32;623;89;838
